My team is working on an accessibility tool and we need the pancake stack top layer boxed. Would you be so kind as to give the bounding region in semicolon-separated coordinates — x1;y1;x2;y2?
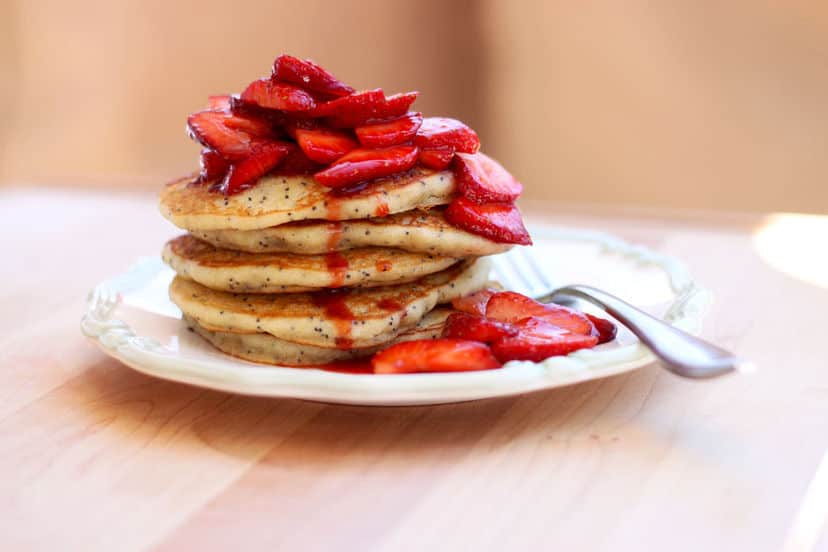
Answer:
159;55;533;367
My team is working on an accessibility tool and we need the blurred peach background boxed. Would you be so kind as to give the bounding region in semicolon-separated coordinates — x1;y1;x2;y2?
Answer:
1;0;826;213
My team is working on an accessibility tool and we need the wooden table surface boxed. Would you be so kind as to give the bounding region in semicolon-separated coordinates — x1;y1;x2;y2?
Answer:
1;187;826;551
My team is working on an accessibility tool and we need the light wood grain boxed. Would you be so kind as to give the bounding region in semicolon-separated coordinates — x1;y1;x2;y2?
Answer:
1;188;826;551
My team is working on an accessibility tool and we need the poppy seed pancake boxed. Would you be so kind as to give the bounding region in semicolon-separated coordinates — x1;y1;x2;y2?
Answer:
183;308;453;366
169;258;490;350
192;208;510;257
163;234;462;293
160;168;455;232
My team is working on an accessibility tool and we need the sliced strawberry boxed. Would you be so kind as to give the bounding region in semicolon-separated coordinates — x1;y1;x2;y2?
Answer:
485;291;595;335
314;145;419;188
585;313;618;344
415;117;479;153
219;141;292;195
222;115;273;137
198;148;229;183
355;112;423;148
418;148;454;170
229;96;288;126
312;88;384;118
283;118;317;139
240;78;317;112
444;198;532;245
295;128;358;164
272;54;354;98
379;92;419;118
207;95;232;111
317;89;418;127
272;144;323;175
442;312;518;342
451;287;499;316
187;110;270;159
491;317;599;363
372;338;501;374
454;152;522;203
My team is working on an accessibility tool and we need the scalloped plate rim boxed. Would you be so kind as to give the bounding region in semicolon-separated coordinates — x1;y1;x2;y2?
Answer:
80;224;710;405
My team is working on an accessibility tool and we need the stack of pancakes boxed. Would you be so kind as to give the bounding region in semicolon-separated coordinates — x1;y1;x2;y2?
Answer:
159;167;511;365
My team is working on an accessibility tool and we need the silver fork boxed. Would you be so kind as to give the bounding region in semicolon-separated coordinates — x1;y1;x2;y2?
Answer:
492;248;752;379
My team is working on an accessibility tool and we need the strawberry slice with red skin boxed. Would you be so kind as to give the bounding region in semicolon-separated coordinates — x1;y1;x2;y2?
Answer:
444;198;532;245
218;141;292;195
491;317;599;363
585;313;618;344
187;110;271;160
415;117;479;154
312;88;384;118
272;55;355;98
355;112;423;148
222;114;274;137
271;144;323;175
374;92;419;121
454;152;522;203
486;291;595;335
240;78;317;112
317;90;418;127
198;148;229;183
418;148;454;170
372;338;501;374
314;145;419;188
451;287;499;316
442;312;518;343
295;127;357;164
283;118;317;139
208;95;232;111
229;96;289;126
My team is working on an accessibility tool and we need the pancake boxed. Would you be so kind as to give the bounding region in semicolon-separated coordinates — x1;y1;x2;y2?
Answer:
169;257;490;349
162;234;462;293
184;308;453;365
160;167;455;231
192;208;511;257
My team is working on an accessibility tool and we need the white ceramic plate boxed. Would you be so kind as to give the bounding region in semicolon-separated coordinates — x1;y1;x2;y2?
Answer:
81;225;710;405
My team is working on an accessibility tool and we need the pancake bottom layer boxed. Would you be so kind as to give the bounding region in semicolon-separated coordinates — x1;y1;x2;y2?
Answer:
185;309;451;366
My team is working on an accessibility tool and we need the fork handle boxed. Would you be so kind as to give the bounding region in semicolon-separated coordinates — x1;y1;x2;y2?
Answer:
539;285;751;379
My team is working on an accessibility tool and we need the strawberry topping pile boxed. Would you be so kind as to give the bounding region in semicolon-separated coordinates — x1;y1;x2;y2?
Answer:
184;54;530;245
369;290;617;373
